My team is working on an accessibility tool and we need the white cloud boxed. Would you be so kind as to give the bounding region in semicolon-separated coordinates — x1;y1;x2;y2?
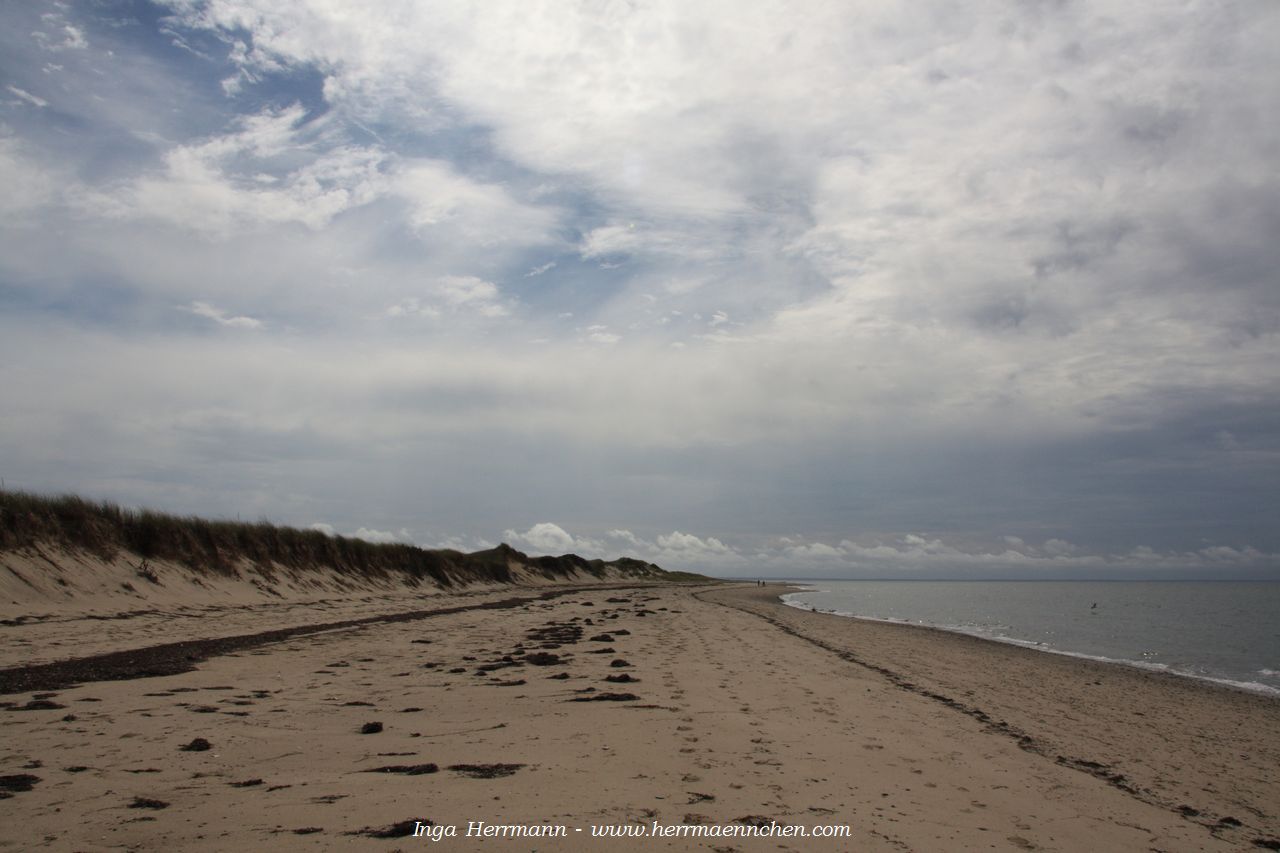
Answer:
585;328;620;345
1041;538;1078;557
76;107;555;252
503;523;741;567
525;261;556;277
354;526;412;544
6;86;48;108
387;276;510;320
719;535;1280;578
385;298;441;320
184;301;263;330
303;520;1280;577
503;522;578;555
77;105;385;237
578;222;725;264
394;160;558;247
654;531;734;557
438;276;506;314
34;16;88;52
151;0;1279;444
60;25;87;50
782;541;844;561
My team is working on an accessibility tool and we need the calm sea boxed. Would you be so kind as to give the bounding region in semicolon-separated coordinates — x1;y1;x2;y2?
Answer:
781;581;1280;697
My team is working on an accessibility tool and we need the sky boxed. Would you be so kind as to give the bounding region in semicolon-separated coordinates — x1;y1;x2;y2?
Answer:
1;0;1278;579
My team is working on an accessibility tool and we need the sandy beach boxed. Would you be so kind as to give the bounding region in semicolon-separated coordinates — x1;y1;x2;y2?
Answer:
3;581;1278;851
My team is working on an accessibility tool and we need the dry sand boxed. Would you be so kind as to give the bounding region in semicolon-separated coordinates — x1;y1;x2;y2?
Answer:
2;582;1277;851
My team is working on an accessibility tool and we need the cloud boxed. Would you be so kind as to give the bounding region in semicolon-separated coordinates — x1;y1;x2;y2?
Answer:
503;522;581;555
353;526;412;544
75;105;555;250
584;326;620;345
184;301;263;330
607;529;641;546
385;298;441;320
6;86;48;108
0;2;1276;578
33;14;88;52
387;276;511;320
501;522;745;568
438;276;507;315
76;105;385;237
262;516;1280;578
740;535;1280;579
654;531;736;559
428;534;495;553
393;160;559;247
311;521;419;544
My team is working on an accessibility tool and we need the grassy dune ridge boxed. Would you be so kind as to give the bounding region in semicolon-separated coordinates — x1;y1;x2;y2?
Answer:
0;489;703;588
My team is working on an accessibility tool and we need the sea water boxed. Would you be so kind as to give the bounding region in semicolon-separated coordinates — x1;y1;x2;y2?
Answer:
781;581;1280;697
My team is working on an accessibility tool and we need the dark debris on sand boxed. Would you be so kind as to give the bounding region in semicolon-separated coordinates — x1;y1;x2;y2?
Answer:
347;819;424;839
6;700;66;711
363;764;439;775
0;587;642;694
523;652;562;666
525;623;583;648
736;815;776;827
360;722;384;734
129;796;170;809
569;692;640;702
447;763;525;779
0;774;40;797
180;738;212;752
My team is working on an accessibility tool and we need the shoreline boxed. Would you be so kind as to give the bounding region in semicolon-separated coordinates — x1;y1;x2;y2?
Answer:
775;587;1280;700
2;581;1276;850
707;584;1280;842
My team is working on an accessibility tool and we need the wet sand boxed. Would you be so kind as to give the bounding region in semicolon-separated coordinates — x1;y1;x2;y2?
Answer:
2;583;1277;851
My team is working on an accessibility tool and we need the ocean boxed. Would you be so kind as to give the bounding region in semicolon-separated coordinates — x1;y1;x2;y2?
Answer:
780;580;1280;697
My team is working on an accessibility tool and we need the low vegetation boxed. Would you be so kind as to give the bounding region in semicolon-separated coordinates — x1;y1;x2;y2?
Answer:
0;489;697;587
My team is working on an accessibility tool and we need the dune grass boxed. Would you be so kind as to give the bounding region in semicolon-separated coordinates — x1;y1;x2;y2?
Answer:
0;488;688;587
